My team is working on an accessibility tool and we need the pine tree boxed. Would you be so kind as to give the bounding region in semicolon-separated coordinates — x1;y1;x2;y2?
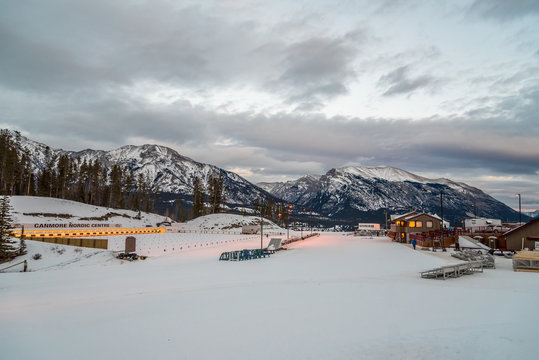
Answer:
180;205;187;222
0;195;17;260
207;174;225;214
19;226;27;256
173;199;181;221
192;177;205;218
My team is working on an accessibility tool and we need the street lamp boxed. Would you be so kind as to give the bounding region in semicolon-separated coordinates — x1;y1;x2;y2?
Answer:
259;197;266;252
287;205;292;239
441;190;445;252
516;193;521;225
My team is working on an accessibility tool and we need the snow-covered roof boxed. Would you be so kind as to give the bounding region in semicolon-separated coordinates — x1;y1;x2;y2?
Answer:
391;211;417;221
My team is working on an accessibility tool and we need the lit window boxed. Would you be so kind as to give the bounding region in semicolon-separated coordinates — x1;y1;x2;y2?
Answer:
409;221;415;228
416;221;422;228
396;221;400;226
426;221;433;228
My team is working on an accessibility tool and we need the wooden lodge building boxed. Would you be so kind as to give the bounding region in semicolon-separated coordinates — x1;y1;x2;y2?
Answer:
503;217;539;251
389;211;445;243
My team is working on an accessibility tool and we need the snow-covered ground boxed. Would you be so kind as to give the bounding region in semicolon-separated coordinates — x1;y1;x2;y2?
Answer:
2;234;538;360
10;196;168;227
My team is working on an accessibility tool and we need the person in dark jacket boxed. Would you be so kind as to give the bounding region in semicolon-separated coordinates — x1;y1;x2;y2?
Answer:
411;238;417;250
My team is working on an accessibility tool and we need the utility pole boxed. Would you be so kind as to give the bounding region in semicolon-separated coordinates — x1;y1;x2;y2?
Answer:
441;190;445;252
516;193;521;225
260;198;264;251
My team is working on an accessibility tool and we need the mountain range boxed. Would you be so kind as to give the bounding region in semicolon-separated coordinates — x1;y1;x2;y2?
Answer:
258;166;524;224
17;133;525;226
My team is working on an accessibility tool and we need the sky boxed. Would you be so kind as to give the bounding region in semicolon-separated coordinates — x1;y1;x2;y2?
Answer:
1;0;538;211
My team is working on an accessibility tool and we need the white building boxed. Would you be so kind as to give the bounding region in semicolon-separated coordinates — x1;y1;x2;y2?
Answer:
357;223;381;231
464;218;502;232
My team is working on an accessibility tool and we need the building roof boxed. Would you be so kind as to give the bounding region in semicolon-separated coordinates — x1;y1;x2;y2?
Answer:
391;211;417;221
403;212;442;221
503;217;539;237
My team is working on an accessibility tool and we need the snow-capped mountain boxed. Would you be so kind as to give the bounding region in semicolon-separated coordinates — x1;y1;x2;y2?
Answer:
15;132;524;225
258;166;524;224
18;136;274;206
524;210;539;219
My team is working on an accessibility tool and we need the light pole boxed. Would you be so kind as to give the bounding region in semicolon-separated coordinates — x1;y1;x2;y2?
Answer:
287;205;292;239
259;198;264;251
441;190;445;252
516;193;521;225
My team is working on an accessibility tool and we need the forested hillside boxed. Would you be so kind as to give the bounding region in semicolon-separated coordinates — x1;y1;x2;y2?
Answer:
0;130;157;213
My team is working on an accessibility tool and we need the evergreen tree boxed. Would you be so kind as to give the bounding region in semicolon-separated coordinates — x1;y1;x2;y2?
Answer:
179;204;187;222
37;146;56;197
173;199;181;221
192;177;205;218
0;195;17;260
208;174;225;214
109;165;124;208
19;226;27;256
253;198;260;215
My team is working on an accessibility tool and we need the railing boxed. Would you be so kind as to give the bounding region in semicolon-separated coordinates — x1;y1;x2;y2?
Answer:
282;233;319;246
0;260;26;273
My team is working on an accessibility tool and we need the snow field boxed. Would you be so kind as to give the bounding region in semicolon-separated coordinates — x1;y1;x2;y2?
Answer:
2;235;538;360
107;232;263;256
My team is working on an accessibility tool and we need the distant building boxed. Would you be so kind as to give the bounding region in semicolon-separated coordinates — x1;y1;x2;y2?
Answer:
357;223;380;231
355;223;381;236
464;218;502;233
242;225;259;234
503;218;539;251
390;212;447;243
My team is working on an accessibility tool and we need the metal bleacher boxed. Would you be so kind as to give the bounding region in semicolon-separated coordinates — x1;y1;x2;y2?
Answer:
420;261;484;280
219;248;274;261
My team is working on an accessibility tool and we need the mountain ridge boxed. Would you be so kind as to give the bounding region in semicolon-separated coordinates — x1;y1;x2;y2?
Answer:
17;134;276;209
258;165;524;224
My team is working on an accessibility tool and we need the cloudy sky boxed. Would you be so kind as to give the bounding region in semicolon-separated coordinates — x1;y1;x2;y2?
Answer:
1;0;538;211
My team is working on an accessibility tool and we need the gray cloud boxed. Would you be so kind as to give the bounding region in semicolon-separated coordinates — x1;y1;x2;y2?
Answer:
275;35;359;108
0;1;362;111
378;65;440;96
1;0;538;209
470;0;539;21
